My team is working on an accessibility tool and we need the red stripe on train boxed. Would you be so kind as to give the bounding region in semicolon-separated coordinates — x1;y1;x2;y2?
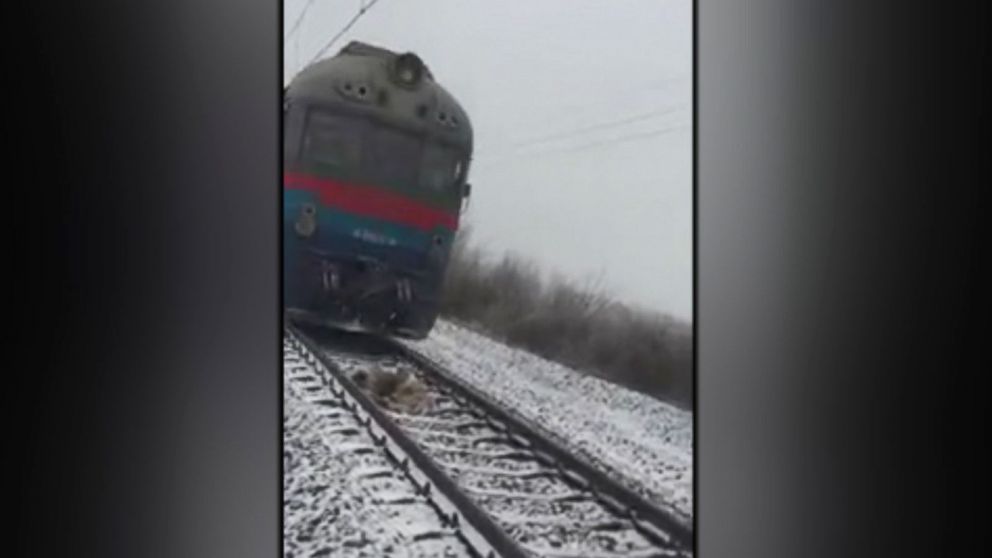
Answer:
283;172;458;231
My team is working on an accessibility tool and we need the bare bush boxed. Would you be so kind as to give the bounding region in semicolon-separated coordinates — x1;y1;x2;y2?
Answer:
439;225;693;409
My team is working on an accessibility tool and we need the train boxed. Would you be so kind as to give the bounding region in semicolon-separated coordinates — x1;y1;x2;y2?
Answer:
283;41;473;339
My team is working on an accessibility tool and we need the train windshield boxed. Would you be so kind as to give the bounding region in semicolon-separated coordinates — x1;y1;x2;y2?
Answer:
421;143;465;196
366;126;421;188
302;111;362;174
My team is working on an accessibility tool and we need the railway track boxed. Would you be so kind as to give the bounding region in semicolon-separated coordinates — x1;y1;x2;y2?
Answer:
292;325;694;558
284;332;519;558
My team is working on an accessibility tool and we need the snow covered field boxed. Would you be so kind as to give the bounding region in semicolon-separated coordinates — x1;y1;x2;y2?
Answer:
399;319;694;522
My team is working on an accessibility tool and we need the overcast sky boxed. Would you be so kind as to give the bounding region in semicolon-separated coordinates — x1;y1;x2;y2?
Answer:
284;0;693;322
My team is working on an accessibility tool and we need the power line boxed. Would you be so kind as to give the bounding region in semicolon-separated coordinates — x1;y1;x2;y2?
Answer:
507;106;683;150
550;122;689;155
477;105;687;165
522;77;690;131
284;0;320;43
475;121;689;170
308;0;383;66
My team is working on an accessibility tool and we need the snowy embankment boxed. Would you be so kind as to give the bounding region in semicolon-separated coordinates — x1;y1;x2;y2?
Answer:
399;319;694;522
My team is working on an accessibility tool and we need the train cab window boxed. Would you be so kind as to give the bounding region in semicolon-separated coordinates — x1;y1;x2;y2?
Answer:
365;126;422;188
421;144;463;195
284;102;304;165
302;111;362;174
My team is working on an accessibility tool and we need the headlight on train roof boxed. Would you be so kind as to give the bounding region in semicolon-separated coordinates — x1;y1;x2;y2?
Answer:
337;79;373;102
392;53;424;87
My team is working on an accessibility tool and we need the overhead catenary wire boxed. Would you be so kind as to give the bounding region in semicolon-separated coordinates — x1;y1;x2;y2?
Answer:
476;102;689;167
475;120;690;170
284;0;320;43
507;105;684;150
551;122;689;154
308;0;384;66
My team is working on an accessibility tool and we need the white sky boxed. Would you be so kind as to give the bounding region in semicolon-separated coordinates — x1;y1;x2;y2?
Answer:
284;0;693;322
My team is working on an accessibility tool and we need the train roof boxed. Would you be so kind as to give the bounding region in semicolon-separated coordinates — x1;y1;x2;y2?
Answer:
286;41;472;151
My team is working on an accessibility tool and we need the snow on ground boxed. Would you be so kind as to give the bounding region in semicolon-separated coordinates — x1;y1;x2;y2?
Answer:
399;319;694;522
283;356;472;557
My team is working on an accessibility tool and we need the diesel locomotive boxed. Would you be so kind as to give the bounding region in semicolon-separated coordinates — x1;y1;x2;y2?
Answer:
284;41;473;339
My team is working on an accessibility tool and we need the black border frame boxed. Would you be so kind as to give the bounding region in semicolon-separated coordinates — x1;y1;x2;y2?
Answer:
15;1;984;556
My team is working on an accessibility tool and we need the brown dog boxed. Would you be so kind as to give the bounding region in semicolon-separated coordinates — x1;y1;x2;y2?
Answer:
351;366;431;414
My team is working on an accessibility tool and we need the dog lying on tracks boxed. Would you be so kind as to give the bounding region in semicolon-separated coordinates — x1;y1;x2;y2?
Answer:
350;367;431;414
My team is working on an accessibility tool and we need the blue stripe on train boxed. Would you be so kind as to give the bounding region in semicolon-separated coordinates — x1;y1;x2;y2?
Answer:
283;189;452;269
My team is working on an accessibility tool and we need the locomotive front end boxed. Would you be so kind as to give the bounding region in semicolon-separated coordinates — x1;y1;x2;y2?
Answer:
284;42;472;339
